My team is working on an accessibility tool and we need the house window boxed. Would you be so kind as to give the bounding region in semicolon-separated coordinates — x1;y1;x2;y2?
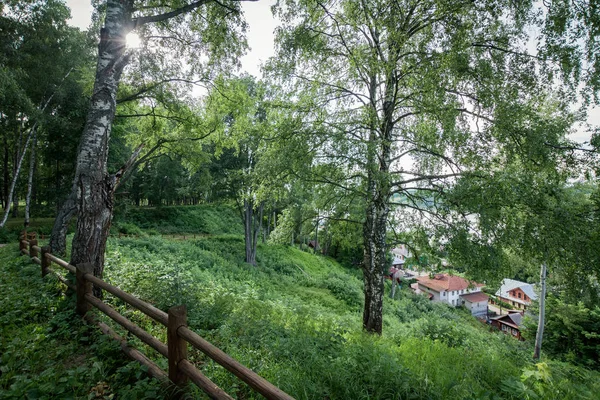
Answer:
452;299;455;305
502;325;508;332
452;291;455;295
512;329;518;336
461;289;464;294
518;292;521;299
442;292;445;296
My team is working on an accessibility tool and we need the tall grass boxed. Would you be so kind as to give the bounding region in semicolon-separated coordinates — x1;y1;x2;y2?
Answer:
99;233;600;399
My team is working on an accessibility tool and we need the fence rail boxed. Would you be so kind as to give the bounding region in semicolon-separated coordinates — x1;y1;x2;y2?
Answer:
17;231;294;400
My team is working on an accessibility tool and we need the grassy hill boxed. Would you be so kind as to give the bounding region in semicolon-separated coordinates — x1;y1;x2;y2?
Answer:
2;204;600;399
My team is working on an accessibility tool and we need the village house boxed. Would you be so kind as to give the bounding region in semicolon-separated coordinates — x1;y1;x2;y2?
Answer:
391;245;409;268
495;279;537;311
490;311;525;340
411;273;488;317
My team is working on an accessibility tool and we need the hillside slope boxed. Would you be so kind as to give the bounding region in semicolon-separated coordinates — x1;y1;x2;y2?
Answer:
2;204;600;399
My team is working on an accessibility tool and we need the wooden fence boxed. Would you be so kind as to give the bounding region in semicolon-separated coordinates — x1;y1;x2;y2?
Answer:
17;232;294;400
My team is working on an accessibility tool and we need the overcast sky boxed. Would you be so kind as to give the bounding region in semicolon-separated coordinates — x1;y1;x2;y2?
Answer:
64;0;596;143
64;0;276;78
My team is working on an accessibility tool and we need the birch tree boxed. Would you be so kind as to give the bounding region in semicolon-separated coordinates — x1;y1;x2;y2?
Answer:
57;0;251;290
270;0;576;334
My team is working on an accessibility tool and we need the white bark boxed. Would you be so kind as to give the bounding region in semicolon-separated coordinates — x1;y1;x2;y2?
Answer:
0;126;35;228
533;263;547;359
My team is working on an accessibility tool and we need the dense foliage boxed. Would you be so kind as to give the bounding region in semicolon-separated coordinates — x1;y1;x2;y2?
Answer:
2;0;600;396
0;245;167;399
3;215;600;398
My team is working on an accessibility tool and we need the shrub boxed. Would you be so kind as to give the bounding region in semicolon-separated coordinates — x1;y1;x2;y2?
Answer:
322;273;363;308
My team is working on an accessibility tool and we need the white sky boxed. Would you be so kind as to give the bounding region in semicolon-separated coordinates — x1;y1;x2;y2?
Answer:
65;0;596;144
64;0;276;78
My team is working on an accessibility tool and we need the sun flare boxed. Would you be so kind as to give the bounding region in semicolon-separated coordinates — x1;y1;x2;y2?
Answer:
125;32;141;49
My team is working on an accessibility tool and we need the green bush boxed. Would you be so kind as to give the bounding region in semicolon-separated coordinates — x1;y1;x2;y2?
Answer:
0;228;13;243
115;222;145;236
115;204;243;235
322;273;364;309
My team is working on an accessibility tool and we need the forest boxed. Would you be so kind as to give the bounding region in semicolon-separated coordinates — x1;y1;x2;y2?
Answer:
1;0;600;399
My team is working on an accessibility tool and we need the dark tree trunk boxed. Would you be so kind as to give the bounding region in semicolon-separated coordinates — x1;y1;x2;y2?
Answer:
24;130;37;227
243;199;263;266
361;193;389;334
50;192;77;255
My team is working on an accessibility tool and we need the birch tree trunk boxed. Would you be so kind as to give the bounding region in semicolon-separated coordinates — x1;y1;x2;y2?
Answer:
24;129;37;227
0;127;34;228
533;263;547;360
362;185;390;334
3;136;8;210
361;64;394;334
68;1;133;296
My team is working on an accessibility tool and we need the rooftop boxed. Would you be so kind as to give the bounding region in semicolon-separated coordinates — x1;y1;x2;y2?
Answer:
460;292;489;303
495;278;538;301
416;273;485;292
491;312;523;328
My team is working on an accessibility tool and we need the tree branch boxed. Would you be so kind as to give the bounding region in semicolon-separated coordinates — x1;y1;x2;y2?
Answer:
133;0;256;28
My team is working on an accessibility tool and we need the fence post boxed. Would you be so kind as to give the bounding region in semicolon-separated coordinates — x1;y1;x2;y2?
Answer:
29;239;38;258
41;246;51;277
168;305;188;386
19;231;27;253
76;263;94;316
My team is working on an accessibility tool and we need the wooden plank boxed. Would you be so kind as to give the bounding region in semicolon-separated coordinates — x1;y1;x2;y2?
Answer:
179;359;233;400
84;293;168;358
83;273;169;326
76;263;94;315
168;305;188;385
46;254;76;273
32;256;41;265
32;245;41;252
84;314;168;382
21;248;29;256
178;326;295;400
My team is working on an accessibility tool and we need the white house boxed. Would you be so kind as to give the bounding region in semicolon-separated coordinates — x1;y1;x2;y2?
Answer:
413;273;488;316
391;245;410;264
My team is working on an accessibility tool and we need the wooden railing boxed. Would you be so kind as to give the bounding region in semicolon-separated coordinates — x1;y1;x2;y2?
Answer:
17;232;294;400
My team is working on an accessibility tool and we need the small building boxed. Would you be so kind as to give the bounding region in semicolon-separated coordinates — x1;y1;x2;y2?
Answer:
392;256;405;268
391;245;410;263
495;279;537;310
490;311;524;340
412;273;488;316
460;292;489;318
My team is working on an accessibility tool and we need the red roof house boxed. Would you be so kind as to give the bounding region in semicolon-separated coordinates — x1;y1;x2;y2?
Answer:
412;273;487;316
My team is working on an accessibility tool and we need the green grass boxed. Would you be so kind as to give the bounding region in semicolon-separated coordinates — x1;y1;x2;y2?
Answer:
99;233;600;399
0;244;171;399
113;204;243;235
0;218;65;244
2;203;600;399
